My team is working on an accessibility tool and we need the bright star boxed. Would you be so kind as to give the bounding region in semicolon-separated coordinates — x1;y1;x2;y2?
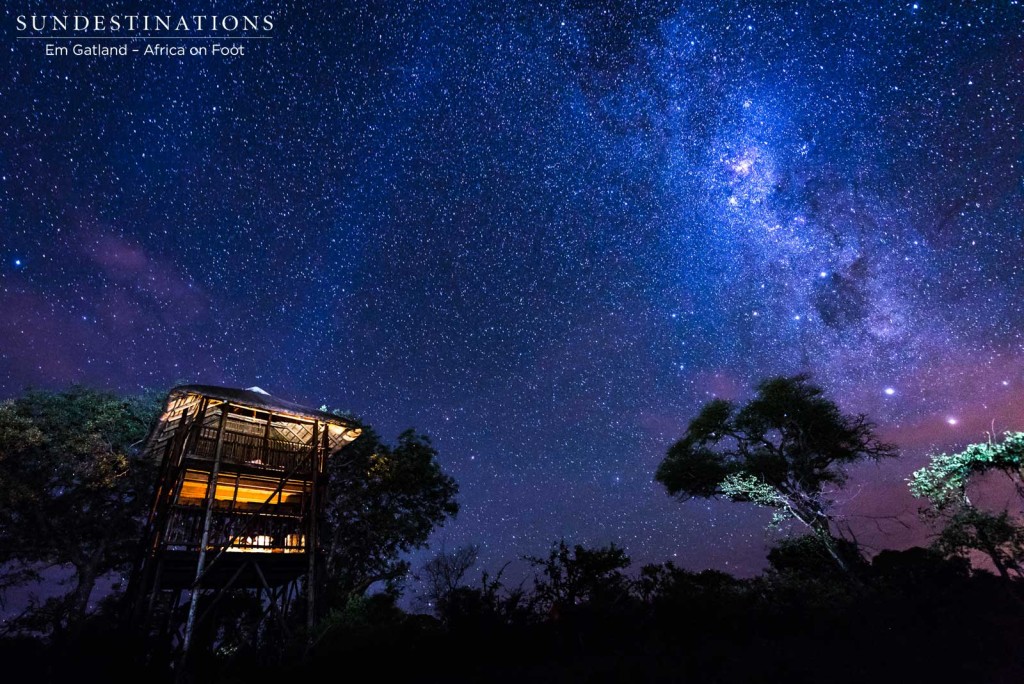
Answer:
947;417;958;426
884;387;895;395
819;271;827;278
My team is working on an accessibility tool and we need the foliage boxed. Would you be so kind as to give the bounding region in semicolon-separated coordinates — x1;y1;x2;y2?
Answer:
720;472;791;526
634;562;744;610
910;432;1024;580
656;375;897;569
5;539;1024;684
323;427;459;605
0;386;160;635
870;546;971;587
525;540;631;616
766;534;867;578
436;563;529;632
909;432;1024;509
316;592;408;638
933;508;1024;578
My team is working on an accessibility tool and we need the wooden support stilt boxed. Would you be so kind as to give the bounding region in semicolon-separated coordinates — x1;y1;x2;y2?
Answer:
307;421;320;638
195;560;250;629
254;562;292;638
181;402;231;659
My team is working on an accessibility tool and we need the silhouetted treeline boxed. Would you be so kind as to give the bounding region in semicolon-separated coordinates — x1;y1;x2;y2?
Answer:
6;381;1024;682
5;536;1024;683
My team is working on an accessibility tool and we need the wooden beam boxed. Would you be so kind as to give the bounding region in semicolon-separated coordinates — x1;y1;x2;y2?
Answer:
254;561;292;638
263;412;273;464
195;560;250;630
182;401;231;659
307;420;320;638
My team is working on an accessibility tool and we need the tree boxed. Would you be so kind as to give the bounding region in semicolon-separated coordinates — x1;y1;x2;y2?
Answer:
322;428;459;606
439;564;528;630
655;375;897;571
418;544;478;620
0;386;160;636
909;432;1024;509
766;534;866;577
525;540;631;616
909;432;1024;580
933;508;1024;580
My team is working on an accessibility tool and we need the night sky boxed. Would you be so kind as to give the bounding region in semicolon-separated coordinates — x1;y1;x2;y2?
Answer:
3;1;1024;580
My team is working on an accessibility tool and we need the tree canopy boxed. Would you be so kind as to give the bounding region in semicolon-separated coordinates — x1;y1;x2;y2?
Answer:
323;427;459;605
656;375;897;569
0;386;160;634
526;540;632;616
909;432;1024;509
910;432;1024;580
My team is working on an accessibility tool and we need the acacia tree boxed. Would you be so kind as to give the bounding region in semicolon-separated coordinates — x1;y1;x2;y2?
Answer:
0;386;159;636
322;427;459;606
655;375;897;571
909;432;1024;580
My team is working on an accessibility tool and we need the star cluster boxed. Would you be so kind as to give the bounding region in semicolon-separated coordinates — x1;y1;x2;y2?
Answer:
3;1;1024;578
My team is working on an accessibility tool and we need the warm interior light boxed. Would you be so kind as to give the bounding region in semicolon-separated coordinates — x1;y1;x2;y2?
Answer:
178;470;308;506
224;534;305;553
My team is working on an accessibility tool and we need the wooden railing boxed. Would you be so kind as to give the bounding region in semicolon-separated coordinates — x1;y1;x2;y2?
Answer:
191;427;311;471
162;505;307;554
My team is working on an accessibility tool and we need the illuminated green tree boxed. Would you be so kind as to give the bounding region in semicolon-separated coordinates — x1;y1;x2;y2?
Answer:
910;432;1024;580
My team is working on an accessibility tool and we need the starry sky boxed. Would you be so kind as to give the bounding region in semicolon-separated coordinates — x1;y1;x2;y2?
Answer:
2;1;1024;579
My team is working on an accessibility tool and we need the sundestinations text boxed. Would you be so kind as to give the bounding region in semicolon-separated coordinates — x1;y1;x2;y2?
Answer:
16;15;274;33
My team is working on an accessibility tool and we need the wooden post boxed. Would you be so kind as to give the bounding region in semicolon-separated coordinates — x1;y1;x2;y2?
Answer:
181;398;209;463
306;420;319;638
130;406;189;625
263;413;273;465
163;398;206;526
151;407;190;523
130;397;207;628
163;398;207;544
181;402;230;659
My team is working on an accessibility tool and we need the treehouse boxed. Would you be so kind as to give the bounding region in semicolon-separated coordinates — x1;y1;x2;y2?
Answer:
128;384;361;652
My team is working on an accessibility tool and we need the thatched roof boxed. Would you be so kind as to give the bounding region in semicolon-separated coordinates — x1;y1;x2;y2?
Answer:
169;384;359;429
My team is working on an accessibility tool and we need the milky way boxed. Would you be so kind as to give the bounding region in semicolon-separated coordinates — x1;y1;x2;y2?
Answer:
2;2;1024;580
